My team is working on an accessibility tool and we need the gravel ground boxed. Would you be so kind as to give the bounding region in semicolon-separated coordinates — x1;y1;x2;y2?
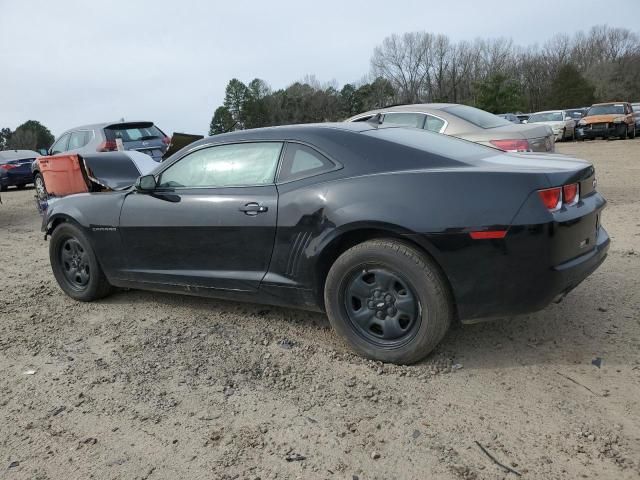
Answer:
1;139;639;480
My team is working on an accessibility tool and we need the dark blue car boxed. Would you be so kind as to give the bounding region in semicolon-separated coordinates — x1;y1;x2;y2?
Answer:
0;149;39;191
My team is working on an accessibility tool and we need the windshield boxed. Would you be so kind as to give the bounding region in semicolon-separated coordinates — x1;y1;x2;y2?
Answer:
587;104;625;116
632;104;640;112
442;105;512;129
528;112;563;122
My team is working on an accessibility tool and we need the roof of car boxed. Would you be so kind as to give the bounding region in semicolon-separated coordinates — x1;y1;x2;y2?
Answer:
181;122;377;150
592;102;628;106
530;110;564;114
58;121;157;133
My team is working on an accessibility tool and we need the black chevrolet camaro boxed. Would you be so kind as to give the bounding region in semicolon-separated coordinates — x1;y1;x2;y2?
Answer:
42;122;609;364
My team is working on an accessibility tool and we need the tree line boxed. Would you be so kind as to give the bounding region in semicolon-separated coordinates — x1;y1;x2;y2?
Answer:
0;121;54;152
209;24;640;134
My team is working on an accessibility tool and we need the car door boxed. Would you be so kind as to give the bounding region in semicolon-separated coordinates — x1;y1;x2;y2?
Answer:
118;141;283;291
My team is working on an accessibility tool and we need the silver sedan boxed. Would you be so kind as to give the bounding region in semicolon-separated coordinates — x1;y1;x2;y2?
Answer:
346;104;555;152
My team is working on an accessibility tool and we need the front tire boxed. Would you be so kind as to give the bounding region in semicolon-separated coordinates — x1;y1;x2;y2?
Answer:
34;173;48;201
324;239;452;364
50;222;113;301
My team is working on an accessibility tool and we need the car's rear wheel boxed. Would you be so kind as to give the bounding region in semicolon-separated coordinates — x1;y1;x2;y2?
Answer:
0;184;7;192
34;173;48;201
50;222;113;301
324;239;452;364
629;126;636;139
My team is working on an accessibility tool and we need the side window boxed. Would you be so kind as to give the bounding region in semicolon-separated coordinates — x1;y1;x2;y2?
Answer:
425;115;446;133
50;133;70;155
278;143;335;182
158;142;282;188
68;131;90;150
382;113;426;128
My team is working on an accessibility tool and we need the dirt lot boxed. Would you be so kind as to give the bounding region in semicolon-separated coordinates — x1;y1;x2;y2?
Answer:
1;139;639;480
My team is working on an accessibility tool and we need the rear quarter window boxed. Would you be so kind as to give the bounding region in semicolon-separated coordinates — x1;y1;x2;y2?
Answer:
277;143;336;183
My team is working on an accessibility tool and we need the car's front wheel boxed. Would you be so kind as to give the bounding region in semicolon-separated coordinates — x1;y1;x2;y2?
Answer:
324;239;452;364
34;173;48;201
50;222;113;301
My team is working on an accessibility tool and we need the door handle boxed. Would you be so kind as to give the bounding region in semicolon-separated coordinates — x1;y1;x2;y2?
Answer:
239;202;268;215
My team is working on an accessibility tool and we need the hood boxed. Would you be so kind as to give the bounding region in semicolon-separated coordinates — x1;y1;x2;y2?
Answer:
81;152;144;190
529;121;565;129
582;114;625;124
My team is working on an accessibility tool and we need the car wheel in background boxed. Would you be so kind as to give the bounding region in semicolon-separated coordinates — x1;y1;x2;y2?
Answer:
631;126;637;139
324;239;452;364
620;126;628;140
34;173;48;201
0;184;7;192
49;222;113;301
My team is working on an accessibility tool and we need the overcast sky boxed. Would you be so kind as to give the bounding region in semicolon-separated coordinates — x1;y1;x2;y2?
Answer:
1;0;639;138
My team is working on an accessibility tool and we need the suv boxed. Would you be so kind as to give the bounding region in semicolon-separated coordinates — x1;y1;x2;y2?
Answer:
32;121;169;199
576;102;636;140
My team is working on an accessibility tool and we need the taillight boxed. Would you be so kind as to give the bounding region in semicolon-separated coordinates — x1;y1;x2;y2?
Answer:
538;187;562;211
538;183;580;211
563;183;579;205
162;136;171;145
490;139;530;152
0;164;17;170
97;140;118;152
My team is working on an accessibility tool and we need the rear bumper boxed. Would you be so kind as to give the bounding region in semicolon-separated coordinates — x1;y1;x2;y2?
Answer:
413;192;608;321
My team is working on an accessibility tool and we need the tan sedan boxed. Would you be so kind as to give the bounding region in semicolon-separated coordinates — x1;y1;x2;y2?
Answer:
346;103;555;152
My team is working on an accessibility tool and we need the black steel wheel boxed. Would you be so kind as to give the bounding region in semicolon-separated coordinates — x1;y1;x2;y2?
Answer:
59;238;91;291
50;222;112;301
344;267;420;347
324;239;452;364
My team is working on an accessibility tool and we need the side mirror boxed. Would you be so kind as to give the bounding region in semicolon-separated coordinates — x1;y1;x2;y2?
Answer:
38;149;48;156
135;174;157;191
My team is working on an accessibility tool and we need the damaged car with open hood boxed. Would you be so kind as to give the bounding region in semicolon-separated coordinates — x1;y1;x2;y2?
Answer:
33;122;203;211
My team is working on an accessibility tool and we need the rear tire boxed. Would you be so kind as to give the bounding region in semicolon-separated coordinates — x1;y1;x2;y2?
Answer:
324;239;452;364
50;222;113;301
0;184;7;192
629;126;636;139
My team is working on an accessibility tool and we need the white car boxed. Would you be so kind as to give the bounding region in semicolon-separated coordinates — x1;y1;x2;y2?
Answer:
526;110;576;142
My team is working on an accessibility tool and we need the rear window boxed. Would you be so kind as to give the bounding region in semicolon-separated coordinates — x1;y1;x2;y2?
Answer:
442;105;511;129
106;123;164;142
363;127;496;160
587;104;625;116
